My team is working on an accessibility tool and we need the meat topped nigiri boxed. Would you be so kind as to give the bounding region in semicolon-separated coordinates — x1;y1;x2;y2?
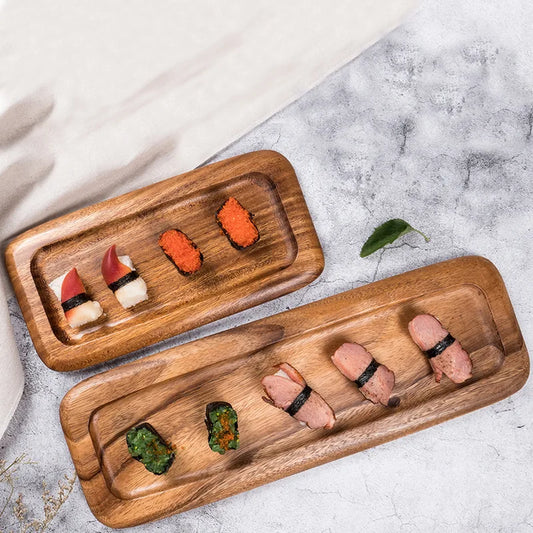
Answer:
101;245;148;309
49;268;103;328
261;363;335;429
332;343;399;407
408;314;473;384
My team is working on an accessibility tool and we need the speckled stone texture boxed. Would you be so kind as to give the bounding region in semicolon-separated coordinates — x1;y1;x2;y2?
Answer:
1;0;532;531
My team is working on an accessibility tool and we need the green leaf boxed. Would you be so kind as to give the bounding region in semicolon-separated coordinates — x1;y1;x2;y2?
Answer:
360;218;429;258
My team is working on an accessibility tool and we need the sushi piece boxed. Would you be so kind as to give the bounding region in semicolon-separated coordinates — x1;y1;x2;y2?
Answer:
261;363;335;429
205;402;239;455
408;314;473;384
216;197;259;249
331;343;399;407
158;229;203;275
101;245;148;308
126;423;175;475
49;267;103;328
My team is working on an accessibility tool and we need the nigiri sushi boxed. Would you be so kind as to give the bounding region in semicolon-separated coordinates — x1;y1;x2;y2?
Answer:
49;267;103;328
101;245;148;309
331;343;399;407
216;197;259;249
158;229;203;275
261;363;335;429
205;402;239;455
126;423;175;475
408;314;473;384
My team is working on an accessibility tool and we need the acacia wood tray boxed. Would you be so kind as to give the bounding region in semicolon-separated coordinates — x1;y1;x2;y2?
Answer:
60;256;529;528
5;151;324;371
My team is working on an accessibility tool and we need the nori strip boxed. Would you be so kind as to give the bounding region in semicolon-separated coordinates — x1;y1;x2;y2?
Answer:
159;229;204;276
126;422;175;475
205;402;239;454
215;199;260;250
108;270;139;292
354;359;380;388
285;385;312;416
425;333;455;359
61;293;90;312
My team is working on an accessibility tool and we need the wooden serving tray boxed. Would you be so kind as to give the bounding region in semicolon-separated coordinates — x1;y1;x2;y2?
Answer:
60;256;529;528
5;151;323;371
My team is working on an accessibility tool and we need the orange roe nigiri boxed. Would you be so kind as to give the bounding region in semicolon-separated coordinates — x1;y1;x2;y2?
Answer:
158;230;203;275
216;197;259;249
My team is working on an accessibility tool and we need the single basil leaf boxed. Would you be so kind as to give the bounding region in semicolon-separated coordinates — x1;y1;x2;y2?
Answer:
360;218;429;258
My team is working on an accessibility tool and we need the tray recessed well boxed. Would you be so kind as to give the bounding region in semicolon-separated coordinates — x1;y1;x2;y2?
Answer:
60;256;529;528
5;151;323;370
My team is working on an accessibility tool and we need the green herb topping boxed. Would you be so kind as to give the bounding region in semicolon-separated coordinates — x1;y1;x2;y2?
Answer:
360;218;429;258
126;424;175;475
205;402;240;455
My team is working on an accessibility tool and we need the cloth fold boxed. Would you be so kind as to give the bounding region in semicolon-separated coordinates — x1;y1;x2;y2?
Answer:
0;0;418;438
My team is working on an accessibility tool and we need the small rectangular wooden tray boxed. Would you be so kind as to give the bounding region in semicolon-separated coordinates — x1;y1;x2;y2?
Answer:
5;151;324;371
60;256;529;528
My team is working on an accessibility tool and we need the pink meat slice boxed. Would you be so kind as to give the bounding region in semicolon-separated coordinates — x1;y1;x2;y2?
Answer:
331;343;396;406
261;363;335;429
408;314;473;384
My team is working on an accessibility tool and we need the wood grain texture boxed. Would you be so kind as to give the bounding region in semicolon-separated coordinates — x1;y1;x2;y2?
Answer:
59;256;529;528
5;151;324;371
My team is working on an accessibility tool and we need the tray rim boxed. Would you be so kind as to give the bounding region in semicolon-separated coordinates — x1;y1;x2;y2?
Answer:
59;255;529;528
5;150;324;371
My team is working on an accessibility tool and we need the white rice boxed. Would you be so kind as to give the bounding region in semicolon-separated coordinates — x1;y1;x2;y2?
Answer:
275;368;290;380
114;276;148;309
49;272;68;300
67;300;104;328
118;255;134;270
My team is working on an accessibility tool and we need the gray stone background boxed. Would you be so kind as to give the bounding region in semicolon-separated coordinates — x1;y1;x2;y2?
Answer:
1;0;532;531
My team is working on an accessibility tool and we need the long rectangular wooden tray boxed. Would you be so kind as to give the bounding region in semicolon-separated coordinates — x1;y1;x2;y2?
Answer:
5;151;324;371
60;256;529;528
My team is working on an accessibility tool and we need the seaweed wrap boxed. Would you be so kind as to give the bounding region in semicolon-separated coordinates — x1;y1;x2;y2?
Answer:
205;402;239;454
126;423;175;475
216;197;259;249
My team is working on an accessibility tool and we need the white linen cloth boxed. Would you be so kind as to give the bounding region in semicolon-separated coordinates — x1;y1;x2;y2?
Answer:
0;0;418;438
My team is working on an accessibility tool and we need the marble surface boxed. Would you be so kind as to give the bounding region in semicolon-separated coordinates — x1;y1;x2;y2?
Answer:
2;0;533;531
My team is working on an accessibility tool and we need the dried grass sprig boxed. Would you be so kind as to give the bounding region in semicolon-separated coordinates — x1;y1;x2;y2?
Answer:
0;453;76;533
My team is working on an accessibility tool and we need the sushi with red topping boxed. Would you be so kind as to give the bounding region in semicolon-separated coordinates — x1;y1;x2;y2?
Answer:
49;268;103;328
331;342;399;407
261;363;335;429
216;197;259;249
158;229;203;275
101;245;148;309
